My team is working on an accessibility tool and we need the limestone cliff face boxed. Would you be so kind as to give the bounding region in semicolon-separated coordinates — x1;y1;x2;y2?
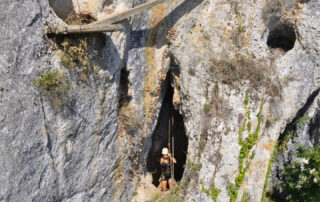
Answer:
0;0;319;202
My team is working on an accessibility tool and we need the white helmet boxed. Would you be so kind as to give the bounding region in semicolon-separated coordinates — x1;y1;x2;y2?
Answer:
162;148;168;155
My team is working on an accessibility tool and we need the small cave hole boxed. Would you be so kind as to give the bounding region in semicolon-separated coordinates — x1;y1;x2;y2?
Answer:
267;20;296;52
147;71;188;187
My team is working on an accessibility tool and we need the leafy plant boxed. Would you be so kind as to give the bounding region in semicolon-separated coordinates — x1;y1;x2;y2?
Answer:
200;180;221;202
261;143;279;201
228;93;264;201
33;69;71;109
280;145;320;201
278;131;298;150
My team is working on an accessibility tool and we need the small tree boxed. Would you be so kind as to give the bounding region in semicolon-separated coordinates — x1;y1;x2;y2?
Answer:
280;146;320;201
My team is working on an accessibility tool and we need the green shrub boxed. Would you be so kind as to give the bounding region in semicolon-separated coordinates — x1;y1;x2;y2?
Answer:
280;145;320;201
33;69;71;109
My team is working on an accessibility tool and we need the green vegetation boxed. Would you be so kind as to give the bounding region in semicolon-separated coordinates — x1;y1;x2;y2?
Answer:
261;143;279;201
278;131;298;151
293;116;311;128
261;114;311;200
198;135;206;155
237;26;246;33
32;69;71;109
155;160;201;202
170;161;201;201
228;92;264;201
241;192;249;202
186;160;202;172
170;177;189;202
150;193;160;202
200;180;221;202
203;102;212;114
280;145;320;201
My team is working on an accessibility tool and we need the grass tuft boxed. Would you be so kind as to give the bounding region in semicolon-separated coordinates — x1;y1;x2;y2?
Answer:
33;69;72;109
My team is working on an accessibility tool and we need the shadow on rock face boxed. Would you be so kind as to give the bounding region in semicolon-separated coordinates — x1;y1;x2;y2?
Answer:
49;0;74;20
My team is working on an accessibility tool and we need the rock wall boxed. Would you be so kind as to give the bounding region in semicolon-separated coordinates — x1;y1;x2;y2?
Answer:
0;0;319;201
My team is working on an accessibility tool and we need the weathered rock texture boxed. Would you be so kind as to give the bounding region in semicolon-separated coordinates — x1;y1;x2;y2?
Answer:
0;0;319;202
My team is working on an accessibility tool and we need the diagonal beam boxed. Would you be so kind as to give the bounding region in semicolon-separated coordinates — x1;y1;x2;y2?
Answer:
93;0;170;25
45;0;171;34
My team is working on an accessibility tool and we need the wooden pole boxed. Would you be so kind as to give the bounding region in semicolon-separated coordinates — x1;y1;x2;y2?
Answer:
168;114;171;153
93;0;170;25
45;0;175;35
172;135;174;180
45;23;123;34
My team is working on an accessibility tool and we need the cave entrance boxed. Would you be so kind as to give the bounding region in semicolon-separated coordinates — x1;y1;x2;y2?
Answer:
267;20;296;52
147;72;188;187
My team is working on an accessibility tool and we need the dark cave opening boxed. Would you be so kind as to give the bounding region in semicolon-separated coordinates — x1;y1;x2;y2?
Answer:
267;22;296;52
147;72;188;187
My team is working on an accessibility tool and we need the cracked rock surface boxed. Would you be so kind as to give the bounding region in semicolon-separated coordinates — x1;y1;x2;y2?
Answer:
0;0;320;201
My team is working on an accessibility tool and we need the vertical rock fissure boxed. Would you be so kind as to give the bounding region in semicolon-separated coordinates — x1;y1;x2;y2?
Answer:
146;70;188;187
39;94;59;200
39;94;53;156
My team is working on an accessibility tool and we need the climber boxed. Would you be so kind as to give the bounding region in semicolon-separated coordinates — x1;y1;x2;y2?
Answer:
160;147;176;192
